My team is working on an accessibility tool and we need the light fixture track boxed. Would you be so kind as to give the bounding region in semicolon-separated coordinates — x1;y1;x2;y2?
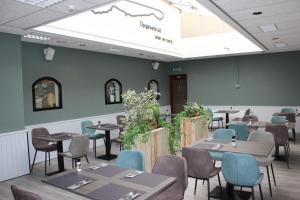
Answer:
91;0;164;20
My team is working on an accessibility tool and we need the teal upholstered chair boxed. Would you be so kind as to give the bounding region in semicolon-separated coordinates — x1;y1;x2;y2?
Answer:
207;108;223;129
271;116;287;124
81;120;105;158
228;123;249;141
116;150;145;171
209;129;235;161
281;108;295;113
222;152;264;200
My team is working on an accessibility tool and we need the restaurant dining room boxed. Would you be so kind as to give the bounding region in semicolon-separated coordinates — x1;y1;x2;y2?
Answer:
1;0;300;200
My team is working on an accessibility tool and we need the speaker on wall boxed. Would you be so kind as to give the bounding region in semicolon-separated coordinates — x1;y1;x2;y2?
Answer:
152;62;160;71
44;47;55;61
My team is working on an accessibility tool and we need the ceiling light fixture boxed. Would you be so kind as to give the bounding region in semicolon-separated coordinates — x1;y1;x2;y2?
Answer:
15;0;65;8
252;11;262;15
274;42;286;48
106;48;122;52
260;24;277;32
23;34;50;41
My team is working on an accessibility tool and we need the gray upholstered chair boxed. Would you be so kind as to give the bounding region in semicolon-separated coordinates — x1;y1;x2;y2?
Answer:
152;155;188;200
276;113;296;143
31;128;57;175
265;124;290;168
244;108;251;116
248;131;276;197
182;147;222;199
59;135;90;168
242;114;258;122
111;115;126;151
11;185;42;200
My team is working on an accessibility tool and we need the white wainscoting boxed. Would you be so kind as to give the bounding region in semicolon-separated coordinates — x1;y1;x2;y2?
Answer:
0;130;30;182
25;105;171;165
207;105;300;132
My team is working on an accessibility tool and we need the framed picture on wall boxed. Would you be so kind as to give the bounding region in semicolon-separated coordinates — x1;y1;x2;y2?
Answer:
32;77;62;112
148;79;160;100
105;79;122;104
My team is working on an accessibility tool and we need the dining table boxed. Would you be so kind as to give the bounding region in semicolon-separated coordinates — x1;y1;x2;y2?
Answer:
42;163;176;200
215;109;240;128
88;123;121;161
191;138;274;200
33;132;79;176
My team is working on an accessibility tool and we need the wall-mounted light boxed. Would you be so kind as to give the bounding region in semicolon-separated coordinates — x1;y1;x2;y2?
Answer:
152;62;160;71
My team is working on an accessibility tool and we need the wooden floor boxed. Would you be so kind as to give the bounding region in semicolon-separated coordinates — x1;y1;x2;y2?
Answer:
1;133;300;200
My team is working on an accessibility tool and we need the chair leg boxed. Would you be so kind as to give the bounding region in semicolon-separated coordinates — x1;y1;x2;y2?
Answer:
217;173;223;196
266;166;272;197
221;120;224;128
284;145;290;168
207;179;210;200
31;150;37;173
48;152;51;165
259;184;263;200
72;159;74;168
194;178;198;195
270;164;276;186
292;128;296;144
251;187;255;200
44;152;47;176
85;155;89;163
218;121;220;128
93;139;96;158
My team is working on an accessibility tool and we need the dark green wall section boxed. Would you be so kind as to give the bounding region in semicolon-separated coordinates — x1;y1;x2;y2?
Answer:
170;51;300;106
22;43;169;125
0;33;25;132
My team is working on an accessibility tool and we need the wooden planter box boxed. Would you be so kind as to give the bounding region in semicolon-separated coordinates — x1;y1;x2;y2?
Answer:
181;116;208;147
134;127;169;172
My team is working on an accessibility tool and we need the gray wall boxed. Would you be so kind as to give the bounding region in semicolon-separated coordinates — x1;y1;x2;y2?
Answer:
0;33;25;132
22;42;169;125
170;51;300;106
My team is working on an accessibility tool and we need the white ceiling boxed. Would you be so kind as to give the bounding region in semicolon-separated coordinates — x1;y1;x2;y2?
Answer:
0;0;300;62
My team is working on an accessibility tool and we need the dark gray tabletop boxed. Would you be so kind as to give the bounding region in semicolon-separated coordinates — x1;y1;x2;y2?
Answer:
215;110;240;114
43;164;176;200
34;132;79;142
192;139;274;158
88;124;120;131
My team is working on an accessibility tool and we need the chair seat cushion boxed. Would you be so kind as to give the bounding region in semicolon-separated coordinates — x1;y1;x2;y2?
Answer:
35;144;57;152
88;133;105;140
209;167;221;178
59;152;82;159
257;157;274;166
213;117;223;121
209;151;224;161
152;190;184;200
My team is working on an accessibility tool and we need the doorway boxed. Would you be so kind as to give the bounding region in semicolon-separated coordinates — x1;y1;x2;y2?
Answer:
169;74;187;114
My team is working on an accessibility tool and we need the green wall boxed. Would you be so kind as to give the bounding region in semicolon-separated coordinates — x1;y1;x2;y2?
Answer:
0;33;25;132
22;42;169;125
170;51;300;106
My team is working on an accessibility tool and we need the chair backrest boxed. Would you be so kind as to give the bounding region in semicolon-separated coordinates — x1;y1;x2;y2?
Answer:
213;128;235;140
271;116;287;124
116;150;145;171
244;108;251;116
265;124;289;146
228;123;249;141
242;115;258;122
69;135;90;157
222;152;261;187
116;115;126;132
182;147;214;179
247;131;275;145
281;108;295;113
81;120;96;135
31;128;50;148
207;108;213;121
277;113;296;123
11;185;42;200
152;155;188;196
